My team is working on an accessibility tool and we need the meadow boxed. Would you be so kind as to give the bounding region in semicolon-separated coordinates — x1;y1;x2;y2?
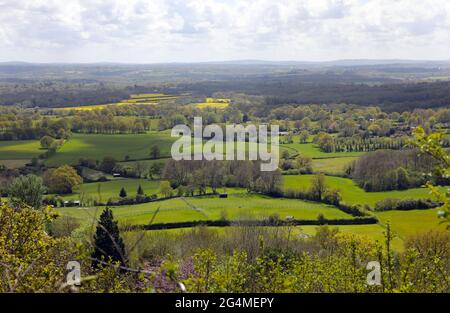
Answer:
283;174;446;207
61;178;161;202
57;193;351;225
280;142;365;158
311;157;357;174
0;140;42;160
45;131;176;166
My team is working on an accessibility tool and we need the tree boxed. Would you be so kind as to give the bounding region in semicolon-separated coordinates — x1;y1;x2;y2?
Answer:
100;156;117;173
148;162;164;179
40;135;55;149
44;165;82;194
137;185;144;196
150;144;161;159
295;156;313;173
160;180;173;198
0;203;78;292
396;167;410;190
309;173;327;201
91;207;127;268
8;174;47;209
299;130;309;144
413;127;450;228
119;187;127;198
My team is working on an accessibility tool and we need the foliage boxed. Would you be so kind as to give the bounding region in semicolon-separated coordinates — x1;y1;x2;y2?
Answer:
44;165;83;194
91;207;127;269
0;203;78;292
8;174;47;208
413;126;450;228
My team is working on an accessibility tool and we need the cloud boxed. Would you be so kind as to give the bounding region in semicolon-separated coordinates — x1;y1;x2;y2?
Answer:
0;0;449;62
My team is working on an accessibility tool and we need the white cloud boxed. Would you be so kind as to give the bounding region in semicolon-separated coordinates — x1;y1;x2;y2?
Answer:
0;0;449;62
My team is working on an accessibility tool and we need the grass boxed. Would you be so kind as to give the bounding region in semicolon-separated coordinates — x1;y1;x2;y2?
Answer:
283;174;447;207
311;157;357;174
297;224;404;251
61;178;161;202
0;140;42;160
376;208;447;239
0;159;30;168
57;193;352;225
45;132;176;166
280;142;365;158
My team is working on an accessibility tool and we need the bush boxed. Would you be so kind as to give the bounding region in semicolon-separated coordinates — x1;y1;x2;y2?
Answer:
374;198;441;211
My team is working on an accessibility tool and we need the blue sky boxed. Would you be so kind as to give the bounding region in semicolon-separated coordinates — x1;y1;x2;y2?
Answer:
0;0;449;63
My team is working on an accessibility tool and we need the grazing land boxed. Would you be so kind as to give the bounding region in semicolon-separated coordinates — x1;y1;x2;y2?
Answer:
45;132;175;166
283;175;447;207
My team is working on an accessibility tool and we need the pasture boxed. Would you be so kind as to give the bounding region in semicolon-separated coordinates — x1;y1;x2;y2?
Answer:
311;157;357;174
283;174;445;207
280;142;365;158
45;132;176;166
57;193;351;225
0;140;42;160
61;178;161;202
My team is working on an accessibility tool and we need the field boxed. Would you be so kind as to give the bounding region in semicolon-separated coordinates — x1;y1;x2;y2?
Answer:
280;142;365;158
196;98;230;109
54;93;179;111
311;157;357;174
0;140;42;160
45;132;176;166
57;193;351;225
376;208;447;239
283;174;446;207
61;178;161;201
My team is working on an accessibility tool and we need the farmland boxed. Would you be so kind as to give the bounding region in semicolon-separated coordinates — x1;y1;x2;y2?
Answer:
45;132;176;166
283;174;446;207
54;93;180;111
0;140;42;160
195;97;230;109
57;192;352;225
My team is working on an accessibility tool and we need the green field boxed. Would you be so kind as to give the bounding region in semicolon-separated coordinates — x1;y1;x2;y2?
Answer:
283;174;445;207
297;224;404;250
311;157;357;174
0;140;42;160
57;193;351;225
46;132;176;166
61;178;161;201
280;142;365;159
376;208;446;239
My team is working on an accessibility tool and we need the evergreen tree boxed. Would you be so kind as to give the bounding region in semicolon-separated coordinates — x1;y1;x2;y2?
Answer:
119;187;127;198
137;184;144;196
91;207;127;268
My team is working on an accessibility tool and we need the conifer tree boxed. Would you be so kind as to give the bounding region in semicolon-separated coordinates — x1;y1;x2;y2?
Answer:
137;184;144;196
91;207;127;268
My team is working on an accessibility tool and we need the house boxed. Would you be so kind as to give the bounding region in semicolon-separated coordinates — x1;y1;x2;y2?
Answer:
112;173;121;177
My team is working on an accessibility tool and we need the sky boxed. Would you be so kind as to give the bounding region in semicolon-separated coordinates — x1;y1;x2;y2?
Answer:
0;0;450;63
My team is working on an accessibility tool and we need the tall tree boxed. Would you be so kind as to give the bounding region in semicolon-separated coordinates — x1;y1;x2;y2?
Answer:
119;187;127;198
43;165;82;194
9;174;47;209
91;207;127;268
309;173;327;201
150;145;161;159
